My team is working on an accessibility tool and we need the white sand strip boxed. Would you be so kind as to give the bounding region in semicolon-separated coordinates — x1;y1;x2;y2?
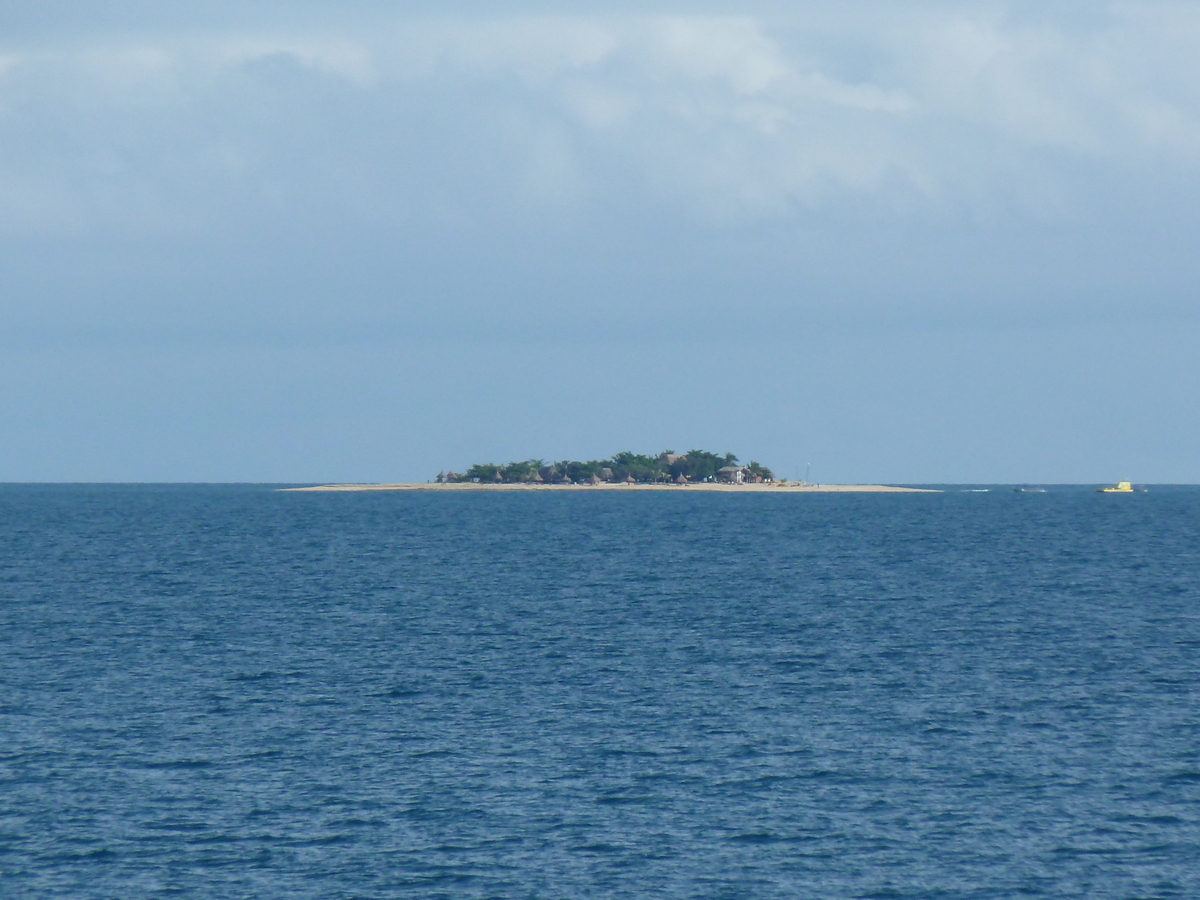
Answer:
280;482;938;493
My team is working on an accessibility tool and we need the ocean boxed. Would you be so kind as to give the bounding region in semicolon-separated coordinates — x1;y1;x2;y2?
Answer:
2;484;1198;898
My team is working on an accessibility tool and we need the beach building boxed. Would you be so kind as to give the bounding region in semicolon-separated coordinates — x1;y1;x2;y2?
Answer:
715;466;767;484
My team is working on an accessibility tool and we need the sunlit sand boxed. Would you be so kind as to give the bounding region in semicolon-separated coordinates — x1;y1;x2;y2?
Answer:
282;482;938;493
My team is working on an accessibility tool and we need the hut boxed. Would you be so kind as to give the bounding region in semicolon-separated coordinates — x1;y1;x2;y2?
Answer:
716;465;745;484
675;474;688;485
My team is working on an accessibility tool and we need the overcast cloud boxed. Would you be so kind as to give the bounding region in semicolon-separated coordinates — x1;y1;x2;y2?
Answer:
2;3;1198;481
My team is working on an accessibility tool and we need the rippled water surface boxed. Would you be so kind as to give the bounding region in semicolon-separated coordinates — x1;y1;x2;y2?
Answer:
2;485;1199;898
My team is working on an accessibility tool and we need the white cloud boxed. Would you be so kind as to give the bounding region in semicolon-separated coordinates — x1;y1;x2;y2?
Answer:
906;10;1200;157
205;37;377;86
0;7;1199;237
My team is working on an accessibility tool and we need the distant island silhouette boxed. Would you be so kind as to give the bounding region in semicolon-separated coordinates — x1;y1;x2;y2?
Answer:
438;450;774;485
281;450;940;493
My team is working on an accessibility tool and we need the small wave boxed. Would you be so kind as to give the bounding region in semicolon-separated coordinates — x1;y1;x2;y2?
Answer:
1165;770;1200;784
140;759;213;770
568;842;626;854
382;687;424;699
726;831;778;845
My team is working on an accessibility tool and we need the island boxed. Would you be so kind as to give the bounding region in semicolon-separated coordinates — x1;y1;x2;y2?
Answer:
282;449;938;492
444;450;770;486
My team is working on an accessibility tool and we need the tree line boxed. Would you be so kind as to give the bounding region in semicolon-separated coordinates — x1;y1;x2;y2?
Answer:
439;450;774;484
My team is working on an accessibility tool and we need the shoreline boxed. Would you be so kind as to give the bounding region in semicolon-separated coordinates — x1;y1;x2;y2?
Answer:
281;482;939;493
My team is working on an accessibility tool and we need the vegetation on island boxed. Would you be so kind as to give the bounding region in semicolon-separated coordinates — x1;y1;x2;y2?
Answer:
438;450;775;484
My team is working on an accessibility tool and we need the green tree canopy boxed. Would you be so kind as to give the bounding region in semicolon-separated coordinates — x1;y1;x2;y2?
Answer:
448;450;774;484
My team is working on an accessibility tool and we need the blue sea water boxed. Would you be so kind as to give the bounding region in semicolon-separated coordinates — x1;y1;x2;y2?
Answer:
1;485;1199;899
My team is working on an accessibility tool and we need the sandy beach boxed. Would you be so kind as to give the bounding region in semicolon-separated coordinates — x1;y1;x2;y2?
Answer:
281;482;937;493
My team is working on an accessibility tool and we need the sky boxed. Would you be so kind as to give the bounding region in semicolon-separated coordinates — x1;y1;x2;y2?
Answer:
2;1;1198;483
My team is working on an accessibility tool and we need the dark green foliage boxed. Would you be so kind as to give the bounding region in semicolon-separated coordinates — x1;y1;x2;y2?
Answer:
558;459;601;482
608;451;668;483
668;450;737;482
746;460;775;481
460;459;544;483
462;463;500;482
448;450;773;483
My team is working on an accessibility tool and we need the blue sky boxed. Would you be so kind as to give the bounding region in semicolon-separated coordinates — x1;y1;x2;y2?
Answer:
2;2;1198;482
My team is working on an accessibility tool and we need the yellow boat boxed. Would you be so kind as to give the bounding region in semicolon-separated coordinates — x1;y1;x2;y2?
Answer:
1099;481;1135;493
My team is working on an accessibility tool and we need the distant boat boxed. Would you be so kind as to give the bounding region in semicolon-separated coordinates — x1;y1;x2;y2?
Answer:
1012;486;1047;493
1099;481;1135;493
